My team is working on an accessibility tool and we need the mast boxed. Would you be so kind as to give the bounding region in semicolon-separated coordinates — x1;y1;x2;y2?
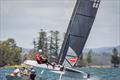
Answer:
58;0;101;66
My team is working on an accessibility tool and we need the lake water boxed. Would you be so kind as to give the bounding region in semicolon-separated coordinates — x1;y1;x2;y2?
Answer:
0;67;120;80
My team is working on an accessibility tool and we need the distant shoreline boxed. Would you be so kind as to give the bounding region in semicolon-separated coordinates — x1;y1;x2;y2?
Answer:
1;64;29;68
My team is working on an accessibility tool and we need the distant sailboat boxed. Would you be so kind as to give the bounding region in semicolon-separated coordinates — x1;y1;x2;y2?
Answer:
58;0;101;67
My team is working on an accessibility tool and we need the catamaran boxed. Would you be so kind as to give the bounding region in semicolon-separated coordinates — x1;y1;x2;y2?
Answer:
24;0;101;79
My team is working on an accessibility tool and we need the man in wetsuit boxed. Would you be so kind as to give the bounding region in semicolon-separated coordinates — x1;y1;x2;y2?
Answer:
35;49;48;64
35;49;64;70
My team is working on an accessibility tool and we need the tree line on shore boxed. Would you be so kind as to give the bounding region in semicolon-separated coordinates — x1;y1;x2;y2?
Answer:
0;29;120;67
0;38;22;67
76;48;120;68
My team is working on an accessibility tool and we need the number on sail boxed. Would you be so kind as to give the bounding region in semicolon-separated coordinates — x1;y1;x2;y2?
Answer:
90;0;100;8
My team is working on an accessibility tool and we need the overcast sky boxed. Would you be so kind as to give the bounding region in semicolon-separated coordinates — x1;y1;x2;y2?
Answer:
0;0;120;49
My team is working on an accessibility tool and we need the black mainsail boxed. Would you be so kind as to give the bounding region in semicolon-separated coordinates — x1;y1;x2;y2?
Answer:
58;0;101;67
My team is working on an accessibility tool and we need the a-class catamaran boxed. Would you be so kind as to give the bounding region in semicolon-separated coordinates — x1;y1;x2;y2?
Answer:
24;0;101;76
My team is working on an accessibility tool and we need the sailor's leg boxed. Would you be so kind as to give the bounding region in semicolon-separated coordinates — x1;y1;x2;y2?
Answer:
36;60;42;64
41;59;54;68
46;63;49;68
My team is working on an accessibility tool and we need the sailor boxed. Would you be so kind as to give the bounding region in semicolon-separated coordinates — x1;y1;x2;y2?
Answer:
12;67;21;77
60;66;64;71
87;73;90;79
29;70;36;80
51;62;56;69
35;49;48;64
35;49;53;66
20;67;28;76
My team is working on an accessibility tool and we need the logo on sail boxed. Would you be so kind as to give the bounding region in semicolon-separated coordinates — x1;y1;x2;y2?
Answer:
69;57;77;62
63;47;78;67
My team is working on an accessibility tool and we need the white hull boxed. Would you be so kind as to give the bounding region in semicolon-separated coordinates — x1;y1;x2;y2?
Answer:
24;60;64;74
24;60;86;74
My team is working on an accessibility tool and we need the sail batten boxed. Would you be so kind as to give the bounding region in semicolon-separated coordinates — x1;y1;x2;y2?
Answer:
58;0;101;67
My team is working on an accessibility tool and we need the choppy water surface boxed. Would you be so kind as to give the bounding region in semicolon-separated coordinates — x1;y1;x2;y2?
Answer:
0;67;120;80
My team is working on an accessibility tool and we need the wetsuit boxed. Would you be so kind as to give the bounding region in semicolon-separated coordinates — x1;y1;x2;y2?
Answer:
30;73;36;80
35;52;48;64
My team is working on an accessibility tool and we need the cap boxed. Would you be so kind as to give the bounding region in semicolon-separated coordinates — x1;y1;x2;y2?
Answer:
31;70;35;73
39;49;42;52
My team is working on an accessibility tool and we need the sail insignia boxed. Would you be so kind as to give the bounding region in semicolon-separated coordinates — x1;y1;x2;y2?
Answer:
64;47;78;67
